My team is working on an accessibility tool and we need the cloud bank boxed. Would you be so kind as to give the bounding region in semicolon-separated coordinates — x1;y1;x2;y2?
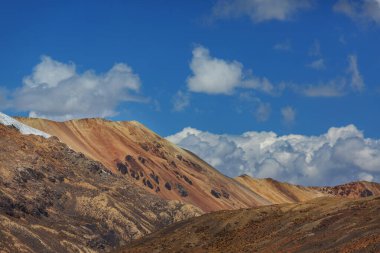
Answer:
12;56;142;120
167;125;380;186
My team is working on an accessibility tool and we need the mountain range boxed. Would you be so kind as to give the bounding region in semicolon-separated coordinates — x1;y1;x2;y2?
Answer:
0;112;379;252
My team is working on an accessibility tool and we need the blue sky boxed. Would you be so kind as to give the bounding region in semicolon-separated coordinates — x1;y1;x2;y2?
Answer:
0;0;379;139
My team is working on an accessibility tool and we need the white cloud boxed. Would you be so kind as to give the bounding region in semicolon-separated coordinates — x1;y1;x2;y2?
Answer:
187;46;274;95
212;0;313;23
307;41;325;70
167;124;380;186
241;76;276;95
347;54;365;91
307;58;325;70
254;102;271;122
298;55;364;97
298;79;346;97
187;46;242;95
172;91;190;111
334;0;380;25
23;56;76;88
187;46;364;99
11;56;142;120
281;106;296;125
273;40;292;51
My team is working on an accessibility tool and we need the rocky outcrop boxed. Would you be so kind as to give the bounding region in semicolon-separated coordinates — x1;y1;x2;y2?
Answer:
315;181;380;198
0;124;202;253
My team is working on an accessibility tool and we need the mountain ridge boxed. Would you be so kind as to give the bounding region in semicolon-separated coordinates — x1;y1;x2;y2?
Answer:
17;117;275;212
18;116;380;212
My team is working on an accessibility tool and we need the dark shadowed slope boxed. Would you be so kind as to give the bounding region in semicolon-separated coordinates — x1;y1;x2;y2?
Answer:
0;123;201;253
121;196;380;253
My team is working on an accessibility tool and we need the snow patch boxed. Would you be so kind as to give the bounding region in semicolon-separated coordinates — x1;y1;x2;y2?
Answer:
0;112;50;138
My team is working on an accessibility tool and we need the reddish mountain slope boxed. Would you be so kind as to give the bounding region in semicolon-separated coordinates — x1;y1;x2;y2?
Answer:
235;174;326;203
0;123;201;252
18;117;271;212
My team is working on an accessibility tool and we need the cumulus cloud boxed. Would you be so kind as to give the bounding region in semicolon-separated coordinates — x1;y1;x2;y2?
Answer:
187;46;242;95
281;106;296;125
172;90;191;111
187;46;363;98
347;54;365;91
212;0;313;23
167;125;380;186
11;56;142;120
334;0;380;25
187;46;274;95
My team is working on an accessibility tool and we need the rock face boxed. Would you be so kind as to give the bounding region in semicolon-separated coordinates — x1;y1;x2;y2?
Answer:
17;117;274;212
120;196;380;253
315;181;380;198
0;124;202;253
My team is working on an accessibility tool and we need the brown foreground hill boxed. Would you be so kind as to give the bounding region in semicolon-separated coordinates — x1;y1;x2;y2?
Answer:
0;123;201;252
121;196;380;253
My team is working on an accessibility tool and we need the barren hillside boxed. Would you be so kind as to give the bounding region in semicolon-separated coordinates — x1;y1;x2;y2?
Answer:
121;196;380;253
0;123;201;252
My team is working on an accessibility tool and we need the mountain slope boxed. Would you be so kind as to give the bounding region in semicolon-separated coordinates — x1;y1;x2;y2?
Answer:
235;174;380;203
18;117;274;211
121;196;380;253
316;181;380;198
0;121;201;253
19;117;380;212
235;174;326;203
